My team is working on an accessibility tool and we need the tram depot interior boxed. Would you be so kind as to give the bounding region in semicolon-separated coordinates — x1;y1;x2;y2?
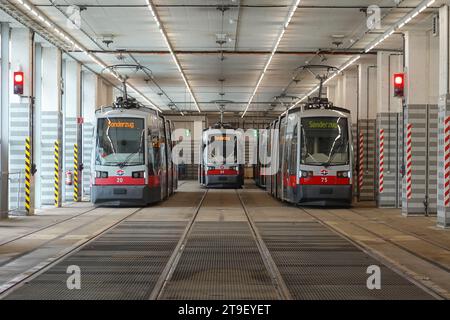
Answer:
1;0;450;305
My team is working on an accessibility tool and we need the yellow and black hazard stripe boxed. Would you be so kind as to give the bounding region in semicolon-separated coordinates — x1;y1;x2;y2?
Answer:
54;140;61;207
25;137;32;213
73;143;80;202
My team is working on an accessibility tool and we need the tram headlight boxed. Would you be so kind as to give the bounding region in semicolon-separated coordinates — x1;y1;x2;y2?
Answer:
300;171;313;178
132;171;145;178
337;171;350;178
96;171;108;178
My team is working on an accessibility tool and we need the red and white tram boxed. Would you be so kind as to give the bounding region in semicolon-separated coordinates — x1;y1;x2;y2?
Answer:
263;98;354;206
91;99;177;206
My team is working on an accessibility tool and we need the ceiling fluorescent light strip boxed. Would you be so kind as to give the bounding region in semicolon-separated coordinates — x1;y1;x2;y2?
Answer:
288;0;435;114
241;0;301;118
364;0;435;54
145;0;200;113
14;0;161;112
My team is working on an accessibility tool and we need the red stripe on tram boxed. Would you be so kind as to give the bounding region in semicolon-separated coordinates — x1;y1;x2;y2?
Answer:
95;177;145;185
300;176;350;185
206;169;238;176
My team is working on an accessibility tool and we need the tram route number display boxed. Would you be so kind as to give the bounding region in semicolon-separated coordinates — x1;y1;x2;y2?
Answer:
304;120;339;129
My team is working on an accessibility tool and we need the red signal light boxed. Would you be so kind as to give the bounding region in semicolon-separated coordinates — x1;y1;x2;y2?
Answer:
13;71;24;95
393;73;405;97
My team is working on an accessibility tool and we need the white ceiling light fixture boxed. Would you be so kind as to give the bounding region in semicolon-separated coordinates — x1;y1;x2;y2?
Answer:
12;0;162;112
145;0;201;113
241;0;301;118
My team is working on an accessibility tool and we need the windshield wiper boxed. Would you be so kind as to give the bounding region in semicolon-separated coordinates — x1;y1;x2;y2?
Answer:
118;151;141;168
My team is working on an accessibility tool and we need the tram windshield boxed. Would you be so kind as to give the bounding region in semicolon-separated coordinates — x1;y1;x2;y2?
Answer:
95;117;145;167
300;117;349;166
207;133;238;165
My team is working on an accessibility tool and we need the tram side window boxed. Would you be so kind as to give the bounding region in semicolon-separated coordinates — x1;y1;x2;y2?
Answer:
148;129;157;176
289;124;298;174
159;121;167;171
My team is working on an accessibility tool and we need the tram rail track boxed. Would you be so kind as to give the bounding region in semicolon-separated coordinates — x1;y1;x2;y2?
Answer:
348;207;450;252
0;205;98;247
298;206;446;300
150;189;209;300
0;206;146;298
323;208;450;274
236;189;292;300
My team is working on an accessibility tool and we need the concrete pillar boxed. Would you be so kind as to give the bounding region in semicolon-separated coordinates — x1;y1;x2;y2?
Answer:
402;30;438;216
34;43;42;208
376;51;403;208
343;69;358;122
357;62;377;201
39;47;62;206
0;23;10;218
335;75;344;107
326;84;336;104
437;5;450;227
9;28;33;214
96;77;113;108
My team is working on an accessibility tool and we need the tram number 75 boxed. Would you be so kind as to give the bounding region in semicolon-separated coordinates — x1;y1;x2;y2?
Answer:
321;177;328;184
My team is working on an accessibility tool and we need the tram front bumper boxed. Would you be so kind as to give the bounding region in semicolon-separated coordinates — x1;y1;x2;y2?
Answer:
205;174;240;187
91;185;152;206
296;184;352;206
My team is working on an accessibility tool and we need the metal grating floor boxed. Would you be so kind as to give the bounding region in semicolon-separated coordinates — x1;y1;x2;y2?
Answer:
5;221;187;300
255;221;437;300
159;222;279;300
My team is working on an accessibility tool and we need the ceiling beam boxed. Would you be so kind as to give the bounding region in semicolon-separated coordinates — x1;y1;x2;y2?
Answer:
33;4;438;10
81;50;381;55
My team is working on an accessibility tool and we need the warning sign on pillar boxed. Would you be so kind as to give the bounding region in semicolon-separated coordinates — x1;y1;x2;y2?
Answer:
379;129;384;194
406;124;413;200
77;117;84;125
444;116;450;207
358;133;364;194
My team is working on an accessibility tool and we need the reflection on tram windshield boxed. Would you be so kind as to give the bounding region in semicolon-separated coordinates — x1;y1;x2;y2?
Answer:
300;117;349;166
95;117;145;167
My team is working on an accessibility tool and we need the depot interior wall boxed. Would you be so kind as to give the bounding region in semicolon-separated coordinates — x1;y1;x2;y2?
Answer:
166;115;206;180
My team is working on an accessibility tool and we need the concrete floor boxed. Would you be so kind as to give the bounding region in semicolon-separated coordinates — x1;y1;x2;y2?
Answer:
0;181;449;299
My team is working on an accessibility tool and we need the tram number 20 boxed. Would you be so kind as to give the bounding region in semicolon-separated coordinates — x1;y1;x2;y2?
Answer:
320;177;328;183
116;178;124;183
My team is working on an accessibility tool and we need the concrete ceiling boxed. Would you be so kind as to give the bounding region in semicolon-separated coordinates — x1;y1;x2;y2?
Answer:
4;0;444;115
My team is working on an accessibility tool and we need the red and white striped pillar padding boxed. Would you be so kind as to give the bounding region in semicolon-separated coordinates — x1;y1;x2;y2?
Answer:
444;116;450;207
379;129;385;194
406;123;413;200
358;132;364;193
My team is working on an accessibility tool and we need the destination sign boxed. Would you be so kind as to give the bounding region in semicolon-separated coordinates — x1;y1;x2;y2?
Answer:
107;120;136;129
213;136;231;141
305;120;339;129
